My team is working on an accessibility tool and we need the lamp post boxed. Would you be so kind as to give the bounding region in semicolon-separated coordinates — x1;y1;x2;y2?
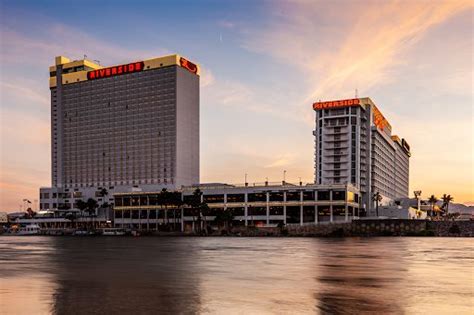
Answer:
414;190;422;211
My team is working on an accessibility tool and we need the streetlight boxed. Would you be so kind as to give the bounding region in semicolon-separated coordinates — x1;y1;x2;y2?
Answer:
414;190;422;212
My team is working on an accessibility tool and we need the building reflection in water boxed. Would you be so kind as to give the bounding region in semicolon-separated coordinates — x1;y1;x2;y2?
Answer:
49;237;202;314
314;238;405;314
2;237;472;314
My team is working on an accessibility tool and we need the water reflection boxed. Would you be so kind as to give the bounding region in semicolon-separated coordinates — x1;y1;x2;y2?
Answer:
314;239;405;314
0;237;472;314
49;237;202;314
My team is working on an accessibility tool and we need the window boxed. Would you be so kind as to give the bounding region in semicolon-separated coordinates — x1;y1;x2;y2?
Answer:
303;191;315;201
203;194;224;203
227;194;245;203
247;193;267;202
269;192;284;201
229;207;245;216
269;206;283;215
286;191;300;201
332;191;346;200
248;206;266;216
317;191;330;200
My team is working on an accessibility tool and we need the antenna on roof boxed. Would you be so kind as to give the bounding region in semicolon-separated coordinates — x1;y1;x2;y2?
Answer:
83;54;87;60
355;88;358;98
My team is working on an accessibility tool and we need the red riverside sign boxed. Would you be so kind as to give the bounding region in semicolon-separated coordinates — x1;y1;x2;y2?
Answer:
372;105;390;131
313;98;360;110
180;57;198;74
87;61;144;80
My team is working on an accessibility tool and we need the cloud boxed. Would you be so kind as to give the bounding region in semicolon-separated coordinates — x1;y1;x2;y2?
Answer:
200;65;215;87
0;20;171;211
217;20;236;29
244;0;473;112
264;155;295;168
1;25;169;68
0;81;50;108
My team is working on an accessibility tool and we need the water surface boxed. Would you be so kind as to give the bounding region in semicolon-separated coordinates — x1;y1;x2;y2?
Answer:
0;237;472;314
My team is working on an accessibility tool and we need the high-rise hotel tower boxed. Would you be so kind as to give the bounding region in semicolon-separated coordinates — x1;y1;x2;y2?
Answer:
40;54;199;211
313;97;410;215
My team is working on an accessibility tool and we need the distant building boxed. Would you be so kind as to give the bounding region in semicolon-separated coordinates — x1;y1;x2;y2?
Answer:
40;54;200;212
312;97;410;215
0;212;8;224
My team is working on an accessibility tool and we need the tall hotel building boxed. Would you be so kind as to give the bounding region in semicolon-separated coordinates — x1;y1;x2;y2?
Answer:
313;97;410;215
40;54;200;211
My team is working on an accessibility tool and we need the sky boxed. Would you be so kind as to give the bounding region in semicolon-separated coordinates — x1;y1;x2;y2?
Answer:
0;0;473;211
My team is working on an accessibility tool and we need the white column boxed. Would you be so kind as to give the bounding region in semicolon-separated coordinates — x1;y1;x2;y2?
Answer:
244;193;248;226
314;191;318;224
330;190;333;223
181;208;184;232
345;203;349;222
300;191;303;226
266;192;270;225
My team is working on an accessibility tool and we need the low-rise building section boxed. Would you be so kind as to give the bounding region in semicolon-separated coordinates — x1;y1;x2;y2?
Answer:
113;183;361;231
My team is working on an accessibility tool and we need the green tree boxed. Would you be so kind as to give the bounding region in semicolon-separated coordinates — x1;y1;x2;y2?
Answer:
76;199;88;218
441;194;454;218
160;188;171;228
372;192;382;217
213;210;234;231
428;195;438;218
185;188;209;234
169;192;183;231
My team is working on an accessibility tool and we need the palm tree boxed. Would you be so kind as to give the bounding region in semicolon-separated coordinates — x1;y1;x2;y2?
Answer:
76;199;88;229
372;192;382;217
99;188;109;211
214;210;234;231
85;198;99;229
160;188;170;229
170;192;183;231
441;194;454;218
99;188;108;199
427;195;438;218
187;188;204;234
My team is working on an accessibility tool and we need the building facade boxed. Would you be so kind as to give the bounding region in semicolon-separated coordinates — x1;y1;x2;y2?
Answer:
313;97;410;215
113;183;361;231
40;54;200;211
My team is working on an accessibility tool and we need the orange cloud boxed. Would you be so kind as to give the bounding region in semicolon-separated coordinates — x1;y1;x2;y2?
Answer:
245;0;473;121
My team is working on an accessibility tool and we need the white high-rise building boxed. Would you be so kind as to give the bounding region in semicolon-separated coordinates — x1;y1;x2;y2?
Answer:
40;54;200;211
313;97;410;215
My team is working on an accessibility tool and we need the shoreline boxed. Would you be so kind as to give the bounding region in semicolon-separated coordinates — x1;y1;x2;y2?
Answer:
2;219;473;237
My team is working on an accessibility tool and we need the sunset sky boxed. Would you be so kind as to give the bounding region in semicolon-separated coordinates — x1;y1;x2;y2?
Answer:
0;0;473;211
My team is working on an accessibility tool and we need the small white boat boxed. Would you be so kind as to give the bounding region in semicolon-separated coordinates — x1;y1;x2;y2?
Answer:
102;228;126;236
15;224;41;235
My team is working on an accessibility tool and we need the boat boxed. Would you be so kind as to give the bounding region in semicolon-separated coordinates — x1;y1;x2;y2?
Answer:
101;228;126;236
14;224;41;235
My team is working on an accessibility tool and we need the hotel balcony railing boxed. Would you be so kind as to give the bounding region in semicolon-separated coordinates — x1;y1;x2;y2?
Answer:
324;145;349;150
323;138;349;142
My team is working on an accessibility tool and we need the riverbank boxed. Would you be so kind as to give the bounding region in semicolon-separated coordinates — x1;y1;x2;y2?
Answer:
2;219;473;237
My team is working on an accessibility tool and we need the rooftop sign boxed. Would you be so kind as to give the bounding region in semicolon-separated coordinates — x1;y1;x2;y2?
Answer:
372;105;391;131
402;138;410;153
313;98;360;110
87;61;144;80
179;57;198;74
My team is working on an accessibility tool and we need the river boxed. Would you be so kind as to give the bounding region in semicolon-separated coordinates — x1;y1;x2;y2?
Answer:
0;236;472;314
